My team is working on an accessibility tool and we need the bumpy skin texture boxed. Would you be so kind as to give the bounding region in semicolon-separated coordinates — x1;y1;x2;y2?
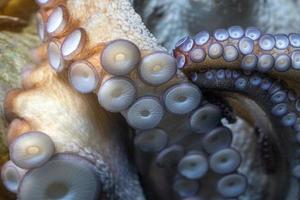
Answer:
2;0;243;199
5;64;145;199
191;69;294;200
3;0;300;200
174;26;300;199
2;1;152;199
137;1;300;199
33;0;242;199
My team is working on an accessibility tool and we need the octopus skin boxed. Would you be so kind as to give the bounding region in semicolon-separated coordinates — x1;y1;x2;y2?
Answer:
4;63;146;199
174;27;300;199
1;0;300;200
34;0;237;199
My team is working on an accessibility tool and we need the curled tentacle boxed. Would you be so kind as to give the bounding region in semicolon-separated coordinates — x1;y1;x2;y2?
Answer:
174;26;300;78
190;69;298;200
34;2;246;199
2;63;145;199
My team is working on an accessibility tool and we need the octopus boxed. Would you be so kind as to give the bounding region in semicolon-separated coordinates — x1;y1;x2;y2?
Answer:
1;0;300;200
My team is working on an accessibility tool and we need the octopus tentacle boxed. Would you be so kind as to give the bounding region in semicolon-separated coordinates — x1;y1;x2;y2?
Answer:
3;63;145;199
11;1;251;199
174;26;300;75
191;69;299;139
135;121;244;200
37;0;162;61
172;24;300;199
190;69;300;200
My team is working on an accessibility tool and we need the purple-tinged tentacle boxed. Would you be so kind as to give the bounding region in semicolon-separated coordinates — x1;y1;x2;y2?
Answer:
174;26;300;76
190;69;300;200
